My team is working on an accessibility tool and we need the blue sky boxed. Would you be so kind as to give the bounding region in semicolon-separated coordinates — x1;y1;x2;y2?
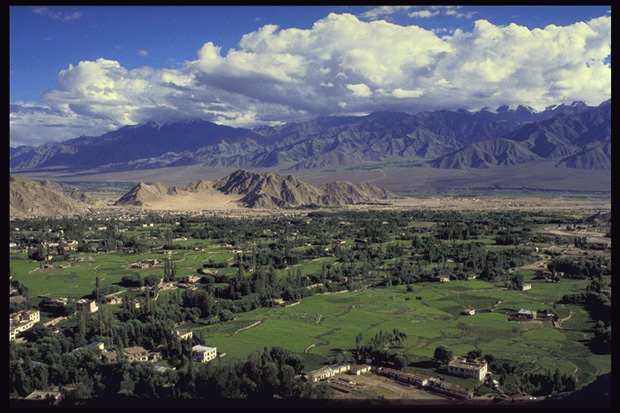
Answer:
10;5;611;147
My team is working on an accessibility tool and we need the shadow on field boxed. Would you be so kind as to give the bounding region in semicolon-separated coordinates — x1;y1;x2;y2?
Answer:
409;360;437;369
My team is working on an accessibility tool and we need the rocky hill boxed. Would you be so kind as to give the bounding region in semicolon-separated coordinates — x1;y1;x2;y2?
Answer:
9;175;106;217
113;181;176;207
586;211;612;223
115;169;393;209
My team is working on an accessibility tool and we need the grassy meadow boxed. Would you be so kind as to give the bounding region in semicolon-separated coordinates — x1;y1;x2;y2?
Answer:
185;277;607;387
10;212;610;395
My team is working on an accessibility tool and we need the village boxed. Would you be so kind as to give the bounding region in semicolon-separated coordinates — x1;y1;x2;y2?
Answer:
10;251;569;405
9;205;611;405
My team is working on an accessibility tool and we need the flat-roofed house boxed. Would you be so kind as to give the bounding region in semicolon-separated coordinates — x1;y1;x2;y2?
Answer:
305;366;334;382
106;294;122;305
101;350;117;363
350;364;371;375
176;330;193;341
518;309;536;318
329;363;351;374
509;308;541;323
305;364;350;382
23;309;40;323
124;346;149;362
428;377;472;400
191;345;217;363
447;357;488;381
24;389;63;404
378;367;430;387
76;299;98;313
9;309;40;340
71;341;105;356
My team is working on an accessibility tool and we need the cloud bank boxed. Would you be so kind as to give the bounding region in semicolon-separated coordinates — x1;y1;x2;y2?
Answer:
10;12;611;147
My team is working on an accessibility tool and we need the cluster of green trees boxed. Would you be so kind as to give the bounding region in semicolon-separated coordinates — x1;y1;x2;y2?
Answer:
522;368;577;396
10;208;610;402
9;278;31;314
355;329;409;369
548;256;608;279
10;209;580;257
560;287;611;353
431;346;577;397
120;273;162;288
10;287;333;402
10;339;332;402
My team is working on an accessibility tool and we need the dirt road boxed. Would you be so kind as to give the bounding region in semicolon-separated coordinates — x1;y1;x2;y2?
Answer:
329;372;450;401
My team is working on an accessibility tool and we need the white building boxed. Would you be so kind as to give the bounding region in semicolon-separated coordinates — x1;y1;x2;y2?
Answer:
447;357;488;381
192;345;217;363
9;309;40;341
305;363;351;382
76;299;99;313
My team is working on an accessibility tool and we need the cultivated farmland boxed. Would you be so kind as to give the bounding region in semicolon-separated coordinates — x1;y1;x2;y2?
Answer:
10;205;611;404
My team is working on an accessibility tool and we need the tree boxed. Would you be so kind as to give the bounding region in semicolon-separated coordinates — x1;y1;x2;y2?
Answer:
391;328;407;346
120;273;143;287
392;352;408;370
117;369;136;397
10;360;33;397
76;308;88;339
508;272;524;290
28;243;46;261
144;274;162;287
355;333;364;350
163;258;176;282
95;276;101;303
466;349;482;362
433;345;453;366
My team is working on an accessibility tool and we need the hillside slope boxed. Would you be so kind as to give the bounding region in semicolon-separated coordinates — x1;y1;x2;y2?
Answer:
430;103;610;170
10;175;105;217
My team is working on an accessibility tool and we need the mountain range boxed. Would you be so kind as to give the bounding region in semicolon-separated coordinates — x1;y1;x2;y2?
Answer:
10;100;610;176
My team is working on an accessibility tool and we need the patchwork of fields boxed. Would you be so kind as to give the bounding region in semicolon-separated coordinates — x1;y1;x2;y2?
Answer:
10;207;611;400
193;278;606;386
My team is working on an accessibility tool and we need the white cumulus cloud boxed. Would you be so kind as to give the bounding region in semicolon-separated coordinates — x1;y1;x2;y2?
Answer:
346;83;373;98
10;12;611;147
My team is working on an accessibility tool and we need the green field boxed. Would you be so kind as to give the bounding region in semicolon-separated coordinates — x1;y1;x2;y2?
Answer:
10;209;611;398
11;246;608;388
11;251;169;298
176;279;608;386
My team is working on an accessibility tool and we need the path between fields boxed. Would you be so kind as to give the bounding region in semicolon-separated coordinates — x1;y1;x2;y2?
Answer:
559;311;574;323
302;314;324;353
553;311;574;329
233;321;261;334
